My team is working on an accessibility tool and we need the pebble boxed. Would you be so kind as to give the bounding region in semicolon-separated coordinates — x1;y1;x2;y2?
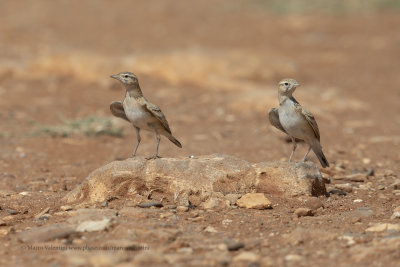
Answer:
223;239;245;251
0;219;6;226
353;199;363;203
204;226;218;233
222;219;233;225
390;212;400;220
233;252;259;262
285;254;303;262
76;218;112;232
236;193;272;209
328;189;347;196
2;216;15;222
138;201;163;208
377;185;386;190
334;183;353;193
6;209;19;215
176;206;189;212
305;197;324;211
345;173;366;182
35;207;50;219
294;208;314;217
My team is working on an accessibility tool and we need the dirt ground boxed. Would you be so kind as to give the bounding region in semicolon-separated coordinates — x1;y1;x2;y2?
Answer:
1;1;400;266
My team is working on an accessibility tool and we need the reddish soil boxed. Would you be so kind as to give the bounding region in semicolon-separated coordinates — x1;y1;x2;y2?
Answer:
1;1;399;266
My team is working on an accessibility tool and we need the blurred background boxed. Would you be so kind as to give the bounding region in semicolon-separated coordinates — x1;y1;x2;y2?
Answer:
0;0;399;183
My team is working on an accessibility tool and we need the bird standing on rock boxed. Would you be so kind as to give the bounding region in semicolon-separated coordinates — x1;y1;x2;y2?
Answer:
110;72;182;159
268;78;329;168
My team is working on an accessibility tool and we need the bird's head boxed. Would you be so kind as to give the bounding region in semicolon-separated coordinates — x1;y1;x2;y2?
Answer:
278;78;300;95
110;72;139;86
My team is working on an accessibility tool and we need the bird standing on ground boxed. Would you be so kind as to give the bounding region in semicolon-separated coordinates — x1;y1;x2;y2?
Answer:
110;72;182;159
268;78;329;168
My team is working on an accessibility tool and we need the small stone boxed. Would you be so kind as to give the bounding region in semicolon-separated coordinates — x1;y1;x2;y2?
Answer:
305;197;324;211
204;226;218;233
377;185;386;190
39;215;51;221
394;206;400;213
223;239;245;251
345;173;366;182
19;192;30;196
233;252;259;262
365;168;374;177
18;224;76;243
390;180;400;190
176;206;189;212
0;220;6;226
362;158;371;164
338;234;355;246
224;194;242;205
222;219;233;225
202;197;229;210
6;209;19;215
237;193;272;209
0;228;9;235
60;205;73;211
335;183;353;193
294;208;313;217
2;215;15;222
138;201;163;208
366;223;400;232
285;254;303;262
76;218;112;232
353;199;363;203
328;189;347;196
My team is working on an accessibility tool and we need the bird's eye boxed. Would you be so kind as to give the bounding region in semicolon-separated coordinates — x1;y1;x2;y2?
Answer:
284;82;289;86
124;75;129;78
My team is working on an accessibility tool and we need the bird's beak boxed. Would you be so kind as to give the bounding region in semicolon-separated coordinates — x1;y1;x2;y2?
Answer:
294;82;300;87
110;74;119;80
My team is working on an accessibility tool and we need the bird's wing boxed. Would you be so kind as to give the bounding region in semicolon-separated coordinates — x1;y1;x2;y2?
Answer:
144;101;172;134
268;108;287;134
110;101;129;122
298;105;320;141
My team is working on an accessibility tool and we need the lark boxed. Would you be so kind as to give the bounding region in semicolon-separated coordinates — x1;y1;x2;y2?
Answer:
110;72;182;159
268;78;329;168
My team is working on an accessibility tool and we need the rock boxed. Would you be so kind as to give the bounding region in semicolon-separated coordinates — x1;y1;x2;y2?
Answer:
233;251;260;262
63;155;327;205
366;223;400;232
353;199;363;203
328;189;347;196
0;219;6;226
224;193;242;205
5;209;19;215
285;254;303;262
305;197;324;211
76;218;112;232
254;161;326;197
176;206;189;212
202;197;229;210
204;226;218;233
138;201;163;208
18;224;76;243
333;173;366;182
294;208;313;217
390;179;400;190
334;183;353;193
390;212;400;220
222;219;233;225
66;209;117;224
223;239;245;251
237;193;272;209
2;215;15;222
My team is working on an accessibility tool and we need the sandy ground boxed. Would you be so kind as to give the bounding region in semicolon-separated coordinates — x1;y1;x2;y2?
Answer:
0;1;400;266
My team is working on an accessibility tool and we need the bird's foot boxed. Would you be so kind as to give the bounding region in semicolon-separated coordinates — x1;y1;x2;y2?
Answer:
146;155;162;160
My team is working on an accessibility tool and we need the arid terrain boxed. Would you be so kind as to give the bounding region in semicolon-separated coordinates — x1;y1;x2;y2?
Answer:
1;1;400;266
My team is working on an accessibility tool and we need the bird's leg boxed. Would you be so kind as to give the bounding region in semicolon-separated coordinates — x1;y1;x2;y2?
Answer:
146;133;162;160
302;145;312;162
288;137;297;162
132;126;141;158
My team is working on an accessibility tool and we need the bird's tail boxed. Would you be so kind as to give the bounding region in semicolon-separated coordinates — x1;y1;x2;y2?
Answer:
166;134;182;148
311;141;329;168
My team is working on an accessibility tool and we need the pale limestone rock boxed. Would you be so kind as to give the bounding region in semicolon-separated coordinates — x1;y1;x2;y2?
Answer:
237;193;272;209
63;154;327;206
